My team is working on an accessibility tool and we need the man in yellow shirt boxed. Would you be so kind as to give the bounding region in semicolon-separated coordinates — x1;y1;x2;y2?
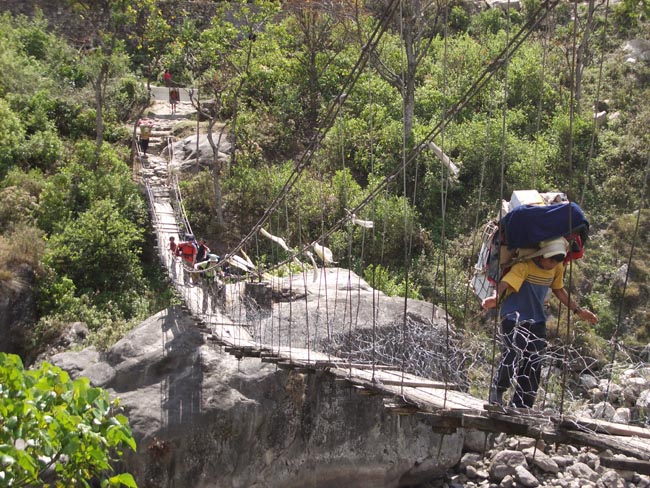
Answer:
482;237;598;408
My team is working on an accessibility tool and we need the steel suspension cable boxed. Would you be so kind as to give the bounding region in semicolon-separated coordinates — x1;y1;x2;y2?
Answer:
531;6;553;187
263;0;562;277
580;0;610;207
438;0;452;407
603;151;650;405
558;0;581;417
489;0;513;408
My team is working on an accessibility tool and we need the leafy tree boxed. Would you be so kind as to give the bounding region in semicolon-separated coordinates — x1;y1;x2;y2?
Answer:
282;0;354;140
129;1;172;88
185;0;281;227
43;199;145;308
0;352;137;488
66;0;138;153
361;0;445;145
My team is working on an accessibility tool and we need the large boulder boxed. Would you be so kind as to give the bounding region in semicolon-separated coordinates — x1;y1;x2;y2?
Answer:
51;306;464;488
169;133;231;173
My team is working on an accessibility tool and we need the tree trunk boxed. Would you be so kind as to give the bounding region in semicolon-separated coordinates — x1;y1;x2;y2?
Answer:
94;63;108;157
207;118;225;227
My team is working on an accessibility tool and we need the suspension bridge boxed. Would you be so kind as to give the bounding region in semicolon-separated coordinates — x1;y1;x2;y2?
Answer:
132;0;650;473
132;104;650;474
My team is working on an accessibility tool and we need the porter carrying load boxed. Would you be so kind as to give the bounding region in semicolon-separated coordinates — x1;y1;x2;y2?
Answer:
472;191;589;301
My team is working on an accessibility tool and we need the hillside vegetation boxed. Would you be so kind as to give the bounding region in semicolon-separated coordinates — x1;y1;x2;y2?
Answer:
0;0;649;366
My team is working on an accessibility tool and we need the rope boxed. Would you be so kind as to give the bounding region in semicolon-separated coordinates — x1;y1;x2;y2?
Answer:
580;0;610;207
558;0;581;417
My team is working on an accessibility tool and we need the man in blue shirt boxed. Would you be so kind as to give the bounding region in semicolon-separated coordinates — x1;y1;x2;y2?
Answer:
482;237;598;408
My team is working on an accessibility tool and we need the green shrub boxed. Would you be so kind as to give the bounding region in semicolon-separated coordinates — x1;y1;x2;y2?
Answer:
363;263;421;299
0;352;137;488
0;98;26;175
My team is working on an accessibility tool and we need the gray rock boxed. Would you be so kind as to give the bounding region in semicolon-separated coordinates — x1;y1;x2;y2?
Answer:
51;306;464;488
551;455;574;468
588;386;605;401
566;462;599;482
514;465;539;488
597;469;626;488
623;376;647;395
637;474;650;488
466;465;480;479
522;447;560;474
461;452;484;469
580;374;599;390
464;430;495;453
637;389;650;408
169;133;231;173
577;451;600;470
499;474;515;488
623;39;650;62
593;401;616;420
598;380;623;404
612;407;631;424
489;450;528;481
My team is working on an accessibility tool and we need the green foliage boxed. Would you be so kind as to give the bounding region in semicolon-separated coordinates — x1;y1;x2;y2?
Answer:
43;199;145;308
105;76;149;124
363;263;421;299
612;0;650;33
37;141;146;234
0;352;137;488
449;5;471;32
0;98;26;175
469;8;508;37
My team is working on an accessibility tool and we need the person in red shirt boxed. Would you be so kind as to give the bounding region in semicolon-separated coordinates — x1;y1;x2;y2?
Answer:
175;237;198;285
163;69;172;87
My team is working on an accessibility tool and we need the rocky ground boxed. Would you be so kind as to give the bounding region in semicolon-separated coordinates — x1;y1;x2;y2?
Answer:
426;366;650;488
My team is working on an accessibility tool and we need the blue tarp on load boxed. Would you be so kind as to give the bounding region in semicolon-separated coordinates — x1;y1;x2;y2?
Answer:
501;202;588;249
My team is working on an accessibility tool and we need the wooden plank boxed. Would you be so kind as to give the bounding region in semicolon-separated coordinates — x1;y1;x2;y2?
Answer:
565;431;650;461
335;367;483;411
383;400;420;415
313;360;397;371
373;379;454;389
560;416;650;440
371;368;459;390
332;368;471;411
261;357;282;364
600;455;650;475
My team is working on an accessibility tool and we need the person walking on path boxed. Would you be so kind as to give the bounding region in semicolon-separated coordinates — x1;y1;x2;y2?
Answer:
169;87;180;115
481;237;598;409
163;69;172;87
175;236;198;285
138;119;152;155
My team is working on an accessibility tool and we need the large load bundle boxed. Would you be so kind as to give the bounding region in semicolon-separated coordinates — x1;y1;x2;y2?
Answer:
472;190;589;300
